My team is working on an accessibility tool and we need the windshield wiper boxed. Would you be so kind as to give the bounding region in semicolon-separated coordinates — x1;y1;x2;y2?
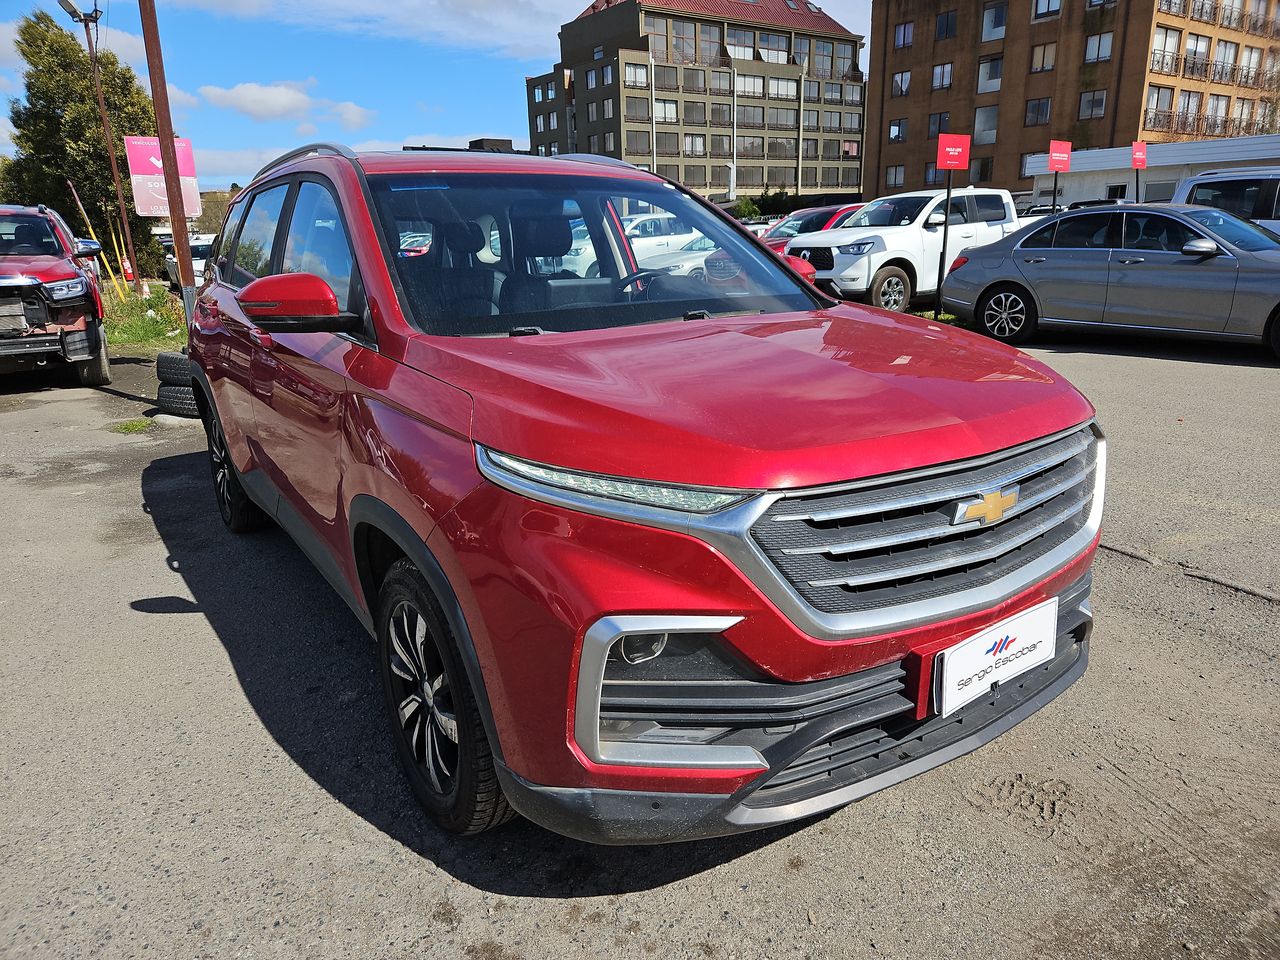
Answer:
508;326;546;337
682;309;764;321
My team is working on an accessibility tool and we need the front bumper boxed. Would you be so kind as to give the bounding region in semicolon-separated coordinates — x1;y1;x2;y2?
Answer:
498;576;1092;844
0;323;100;363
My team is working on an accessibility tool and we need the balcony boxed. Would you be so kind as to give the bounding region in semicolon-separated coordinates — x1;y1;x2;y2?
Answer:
1157;0;1187;13
737;119;766;130
1221;4;1244;27
1210;59;1238;83
651;48;731;69
655;146;681;157
1237;65;1263;86
654;80;680;92
1243;12;1277;34
1183;55;1211;79
1150;50;1181;74
821;124;842;133
684;83;706;95
624;78;648;90
1189;0;1219;23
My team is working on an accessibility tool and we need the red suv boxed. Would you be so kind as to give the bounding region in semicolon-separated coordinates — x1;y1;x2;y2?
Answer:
761;203;864;254
188;145;1105;844
0;204;110;385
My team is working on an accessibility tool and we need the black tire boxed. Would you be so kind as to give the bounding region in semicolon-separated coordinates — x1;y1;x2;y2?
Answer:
976;284;1039;344
155;383;200;418
377;559;514;836
1268;312;1280;361
203;405;269;533
866;266;912;313
586;262;600;278
155;350;193;386
74;324;112;387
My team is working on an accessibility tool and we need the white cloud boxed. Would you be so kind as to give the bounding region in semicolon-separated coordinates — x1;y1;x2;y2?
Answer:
295;121;318;137
0;73;14;92
199;81;315;121
193;146;285;180
80;25;149;68
0;115;14;156
0;21;19;70
167;83;200;110
329;101;375;131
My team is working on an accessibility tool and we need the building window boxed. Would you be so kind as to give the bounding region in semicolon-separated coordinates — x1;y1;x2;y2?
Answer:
593;45;604;60
802;138;818;158
891;71;911;96
824;81;843;101
549;143;559;155
1079;89;1107;120
711;70;732;94
769;77;798;99
759;32;789;64
841;139;858;158
738;105;765;128
1030;42;1056;73
586;69;597;90
656;132;679;155
603;64;614;85
685;101;706;124
643;13;668;57
738;166;764;187
626;130;650;154
547;83;556;100
1106;184;1126;200
533;86;543;103
842;111;861;131
889;118;908;143
711;164;730;187
936;10;958;39
624;63;648;88
654;99;678;123
932;63;953;89
822;167;840;187
845;84;862;104
711;134;732;156
588;134;599;152
699;23;721;64
768;165;798;187
928;111;950;138
974;104;998;144
768;136;798;158
925;162;944;185
685;67;706;92
604;98;614;119
1033;0;1061;18
711;102;732;125
604;131;615;152
684;164;706;185
886;165;905;189
626;96;650;120
683;133;706;156
822;110;841;131
768;107;798;127
657;163;679;179
977;56;1003;94
727;27;754;60
1084;32;1113;63
970;157;994;182
549;112;558;130
1025;97;1051;126
736;74;764;98
895;21;914;48
672;19;696;62
822;139;840;160
737;135;765;157
587;102;598;122
982;3;1007;41
535;115;545;133
654;65;678;90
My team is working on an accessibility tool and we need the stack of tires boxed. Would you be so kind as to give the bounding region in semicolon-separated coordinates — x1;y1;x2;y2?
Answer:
154;350;199;418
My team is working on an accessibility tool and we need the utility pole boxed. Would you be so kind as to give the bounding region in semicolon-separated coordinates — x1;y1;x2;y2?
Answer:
59;0;143;296
137;0;195;322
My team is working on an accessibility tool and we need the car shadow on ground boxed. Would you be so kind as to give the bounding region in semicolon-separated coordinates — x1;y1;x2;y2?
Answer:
137;450;814;896
1030;330;1276;368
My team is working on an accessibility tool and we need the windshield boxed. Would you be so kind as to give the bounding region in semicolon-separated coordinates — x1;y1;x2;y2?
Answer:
766;207;837;239
0;214;61;258
841;196;931;228
368;173;820;336
1185;208;1280;253
190;243;213;260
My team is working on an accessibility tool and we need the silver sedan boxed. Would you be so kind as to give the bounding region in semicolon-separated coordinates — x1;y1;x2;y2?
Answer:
942;204;1280;359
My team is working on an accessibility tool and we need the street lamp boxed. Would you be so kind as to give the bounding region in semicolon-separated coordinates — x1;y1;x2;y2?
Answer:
59;0;143;296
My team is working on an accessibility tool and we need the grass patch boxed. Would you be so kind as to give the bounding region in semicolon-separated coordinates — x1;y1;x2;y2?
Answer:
103;285;185;350
911;309;960;323
110;417;153;435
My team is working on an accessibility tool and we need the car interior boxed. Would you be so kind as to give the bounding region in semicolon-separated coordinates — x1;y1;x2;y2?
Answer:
0;218;61;258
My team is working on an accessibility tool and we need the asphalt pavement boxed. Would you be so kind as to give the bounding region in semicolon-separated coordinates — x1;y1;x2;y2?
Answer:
1;333;1277;960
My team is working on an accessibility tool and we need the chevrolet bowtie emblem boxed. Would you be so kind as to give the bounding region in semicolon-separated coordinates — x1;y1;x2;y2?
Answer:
954;485;1020;526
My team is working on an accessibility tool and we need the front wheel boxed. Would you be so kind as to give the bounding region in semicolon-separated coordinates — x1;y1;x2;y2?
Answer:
866;266;911;313
74;324;112;386
205;409;268;533
377;560;514;836
977;285;1038;344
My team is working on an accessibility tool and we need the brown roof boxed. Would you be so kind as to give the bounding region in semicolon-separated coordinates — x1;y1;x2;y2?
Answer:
576;0;858;39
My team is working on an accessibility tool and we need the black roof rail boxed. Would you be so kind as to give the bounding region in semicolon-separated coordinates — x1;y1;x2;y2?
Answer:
401;144;514;153
556;154;638;170
254;142;358;180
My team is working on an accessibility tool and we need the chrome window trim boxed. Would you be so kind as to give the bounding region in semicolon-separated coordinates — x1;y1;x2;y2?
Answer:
575;615;766;769
478;421;1105;641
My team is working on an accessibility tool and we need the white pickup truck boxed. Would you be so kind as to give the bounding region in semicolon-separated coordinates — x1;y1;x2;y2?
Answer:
785;187;1024;310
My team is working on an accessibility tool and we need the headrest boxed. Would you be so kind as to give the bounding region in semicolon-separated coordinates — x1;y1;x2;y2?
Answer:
513;217;573;258
12;223;42;246
442;221;486;255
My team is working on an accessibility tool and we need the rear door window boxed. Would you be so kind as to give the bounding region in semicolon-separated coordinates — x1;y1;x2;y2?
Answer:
1052;214;1114;249
227;184;289;288
973;194;1008;223
280;181;358;310
1189;179;1267;220
1021;220;1056;249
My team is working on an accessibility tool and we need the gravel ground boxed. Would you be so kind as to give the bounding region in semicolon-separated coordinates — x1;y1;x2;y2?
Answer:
1;336;1277;960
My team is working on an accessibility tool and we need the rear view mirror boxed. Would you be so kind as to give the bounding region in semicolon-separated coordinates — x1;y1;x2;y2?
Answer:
1181;238;1219;257
236;273;362;334
925;210;946;228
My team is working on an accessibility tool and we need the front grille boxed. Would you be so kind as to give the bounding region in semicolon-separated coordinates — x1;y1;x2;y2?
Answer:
0;294;26;335
789;247;833;270
750;426;1098;616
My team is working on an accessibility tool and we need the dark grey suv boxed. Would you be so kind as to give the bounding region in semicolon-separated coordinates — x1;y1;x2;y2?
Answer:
942;204;1280;358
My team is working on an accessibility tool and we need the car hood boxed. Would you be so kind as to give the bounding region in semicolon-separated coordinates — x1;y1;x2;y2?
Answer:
0;254;78;283
409;306;1093;491
642;249;706;269
787;224;913;249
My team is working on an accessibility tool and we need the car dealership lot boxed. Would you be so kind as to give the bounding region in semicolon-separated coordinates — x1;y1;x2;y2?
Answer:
1;340;1277;960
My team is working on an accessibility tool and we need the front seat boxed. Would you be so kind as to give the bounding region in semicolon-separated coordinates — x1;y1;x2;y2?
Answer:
499;217;577;314
436;222;503;319
10;223;47;256
1133;219;1166;251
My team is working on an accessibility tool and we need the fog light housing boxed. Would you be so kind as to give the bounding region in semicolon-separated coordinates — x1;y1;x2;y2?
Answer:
615;632;668;664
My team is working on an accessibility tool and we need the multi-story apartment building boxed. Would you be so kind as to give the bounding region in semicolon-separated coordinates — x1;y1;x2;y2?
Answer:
526;0;866;199
864;0;1280;196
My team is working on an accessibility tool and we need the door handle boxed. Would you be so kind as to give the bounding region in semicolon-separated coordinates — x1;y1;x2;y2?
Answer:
1023;257;1046;264
1118;257;1145;264
959;232;974;239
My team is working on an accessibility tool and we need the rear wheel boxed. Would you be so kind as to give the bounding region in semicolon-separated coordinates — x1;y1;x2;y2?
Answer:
977;285;1038;344
378;560;513;836
74;324;112;387
866;266;911;313
1268;311;1280;361
204;408;268;533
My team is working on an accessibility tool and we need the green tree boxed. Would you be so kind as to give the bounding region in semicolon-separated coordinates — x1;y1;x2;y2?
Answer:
731;197;761;219
0;11;164;276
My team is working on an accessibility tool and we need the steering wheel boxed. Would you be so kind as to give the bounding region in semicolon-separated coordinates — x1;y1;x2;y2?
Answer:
615;268;670;293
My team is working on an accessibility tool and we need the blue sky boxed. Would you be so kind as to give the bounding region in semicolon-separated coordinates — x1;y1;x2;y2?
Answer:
1;0;870;189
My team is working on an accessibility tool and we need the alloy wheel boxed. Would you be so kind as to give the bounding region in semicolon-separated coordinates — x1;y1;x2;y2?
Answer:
878;276;906;311
208;418;233;524
387;600;459;796
984;292;1027;339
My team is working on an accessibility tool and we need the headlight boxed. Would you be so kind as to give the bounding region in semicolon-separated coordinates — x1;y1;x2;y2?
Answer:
478;447;750;514
568;247;585;257
46;277;88;300
837;241;876;256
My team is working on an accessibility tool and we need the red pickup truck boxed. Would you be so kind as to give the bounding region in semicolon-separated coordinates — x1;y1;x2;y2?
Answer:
0;204;110;385
188;145;1105;844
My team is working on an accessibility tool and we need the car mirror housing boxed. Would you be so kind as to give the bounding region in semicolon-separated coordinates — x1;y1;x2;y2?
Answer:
784;254;818;284
1182;238;1219;257
236;273;362;334
73;239;102;258
925;210;946;228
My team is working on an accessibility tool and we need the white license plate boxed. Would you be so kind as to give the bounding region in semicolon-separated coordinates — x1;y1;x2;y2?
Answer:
935;597;1059;717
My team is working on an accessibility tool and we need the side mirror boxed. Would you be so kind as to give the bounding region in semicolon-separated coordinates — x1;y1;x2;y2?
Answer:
73;239;102;258
1181;237;1219;257
784;254;818;284
925;210;947;228
236;273;361;334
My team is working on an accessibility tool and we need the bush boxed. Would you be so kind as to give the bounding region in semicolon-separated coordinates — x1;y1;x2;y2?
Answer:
731;197;761;220
103;285;186;347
